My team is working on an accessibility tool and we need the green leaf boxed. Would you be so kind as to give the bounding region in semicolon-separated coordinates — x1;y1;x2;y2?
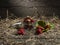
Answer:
38;21;46;27
43;29;48;32
50;23;55;29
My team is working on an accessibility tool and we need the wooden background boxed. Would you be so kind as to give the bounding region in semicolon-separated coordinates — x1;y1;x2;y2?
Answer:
0;0;60;18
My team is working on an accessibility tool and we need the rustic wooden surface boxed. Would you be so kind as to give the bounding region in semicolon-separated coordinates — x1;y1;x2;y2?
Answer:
0;17;60;45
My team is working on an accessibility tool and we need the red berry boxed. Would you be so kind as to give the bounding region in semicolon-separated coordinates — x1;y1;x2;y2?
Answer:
36;26;44;30
36;29;43;35
24;17;34;23
24;17;31;22
17;28;25;35
31;19;34;23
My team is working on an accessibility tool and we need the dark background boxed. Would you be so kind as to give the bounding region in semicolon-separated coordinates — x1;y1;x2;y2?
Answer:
0;0;60;18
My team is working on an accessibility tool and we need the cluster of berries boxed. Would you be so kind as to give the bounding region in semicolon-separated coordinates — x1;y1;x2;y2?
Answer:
17;16;52;35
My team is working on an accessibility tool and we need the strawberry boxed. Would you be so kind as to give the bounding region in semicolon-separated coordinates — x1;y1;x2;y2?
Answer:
24;16;34;23
36;29;43;35
36;26;44;30
31;19;35;23
17;28;25;35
